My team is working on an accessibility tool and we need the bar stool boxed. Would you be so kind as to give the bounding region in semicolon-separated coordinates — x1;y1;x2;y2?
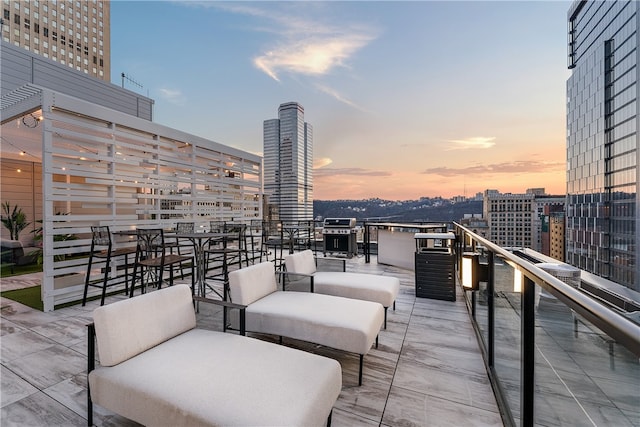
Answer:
262;220;288;270
83;226;136;306
130;228;194;297
248;219;263;263
205;224;246;300
164;221;194;278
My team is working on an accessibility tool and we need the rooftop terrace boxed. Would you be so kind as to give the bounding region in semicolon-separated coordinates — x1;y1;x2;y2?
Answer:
0;255;503;426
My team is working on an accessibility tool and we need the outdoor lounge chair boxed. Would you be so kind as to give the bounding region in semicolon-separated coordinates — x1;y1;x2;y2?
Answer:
87;284;342;426
284;249;400;328
228;261;384;385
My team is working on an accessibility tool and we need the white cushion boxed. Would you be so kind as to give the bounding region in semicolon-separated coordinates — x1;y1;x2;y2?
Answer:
89;329;342;427
314;272;400;308
92;284;196;366
228;261;277;305
285;250;317;275
246;291;384;355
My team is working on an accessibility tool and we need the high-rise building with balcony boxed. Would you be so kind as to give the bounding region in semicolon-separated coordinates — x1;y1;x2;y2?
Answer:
566;0;638;290
1;0;110;80
263;102;313;222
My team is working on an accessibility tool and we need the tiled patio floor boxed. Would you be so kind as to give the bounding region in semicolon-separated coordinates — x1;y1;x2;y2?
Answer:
0;256;503;426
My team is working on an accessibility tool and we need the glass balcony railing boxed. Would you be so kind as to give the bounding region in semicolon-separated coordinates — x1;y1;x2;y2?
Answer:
453;222;640;427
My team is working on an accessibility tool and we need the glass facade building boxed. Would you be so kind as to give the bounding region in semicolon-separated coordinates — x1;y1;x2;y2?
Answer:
263;102;313;222
566;0;639;290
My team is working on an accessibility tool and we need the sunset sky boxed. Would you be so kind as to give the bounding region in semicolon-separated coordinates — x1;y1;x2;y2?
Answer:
111;1;572;200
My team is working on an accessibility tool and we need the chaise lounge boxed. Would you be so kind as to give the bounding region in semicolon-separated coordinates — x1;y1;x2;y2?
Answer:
228;261;385;385
284;250;400;328
87;284;342;426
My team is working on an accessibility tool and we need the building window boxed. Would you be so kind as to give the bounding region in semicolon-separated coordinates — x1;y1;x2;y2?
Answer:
13;13;19;24
3;9;8;19
34;23;39;33
24;18;30;29
43;27;48;37
99;58;103;67
92;55;96;64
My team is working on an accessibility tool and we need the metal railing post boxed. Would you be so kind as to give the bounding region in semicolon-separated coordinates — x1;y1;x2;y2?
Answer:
487;251;495;367
521;275;535;426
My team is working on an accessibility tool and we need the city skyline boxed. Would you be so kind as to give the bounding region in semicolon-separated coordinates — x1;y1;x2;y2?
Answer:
111;1;571;200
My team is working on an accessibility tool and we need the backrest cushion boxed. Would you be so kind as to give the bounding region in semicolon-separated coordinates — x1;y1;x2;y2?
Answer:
229;261;277;305
92;284;196;366
285;250;317;275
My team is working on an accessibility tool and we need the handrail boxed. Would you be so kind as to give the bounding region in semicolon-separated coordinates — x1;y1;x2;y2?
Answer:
454;222;640;357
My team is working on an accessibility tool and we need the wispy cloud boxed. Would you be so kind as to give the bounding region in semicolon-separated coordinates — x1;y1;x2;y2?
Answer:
315;167;391;178
208;3;377;109
158;87;185;106
446;137;496;150
254;35;374;82
423;160;565;177
315;84;372;113
313;157;333;169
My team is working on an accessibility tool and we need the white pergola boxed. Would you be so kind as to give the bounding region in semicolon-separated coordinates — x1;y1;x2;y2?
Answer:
1;85;262;311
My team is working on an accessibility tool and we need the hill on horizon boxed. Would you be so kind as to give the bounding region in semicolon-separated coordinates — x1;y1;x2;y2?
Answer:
313;198;482;223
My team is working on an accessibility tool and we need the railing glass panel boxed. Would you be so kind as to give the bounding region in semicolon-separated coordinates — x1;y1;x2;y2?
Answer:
455;223;640;426
534;306;639;425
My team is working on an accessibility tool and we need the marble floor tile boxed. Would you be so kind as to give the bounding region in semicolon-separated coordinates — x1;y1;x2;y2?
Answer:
31;316;90;347
1;330;59;363
393;356;500;413
4;344;85;390
382;385;503;427
0;317;27;336
331;407;380;427
1;391;85;426
0;366;38;408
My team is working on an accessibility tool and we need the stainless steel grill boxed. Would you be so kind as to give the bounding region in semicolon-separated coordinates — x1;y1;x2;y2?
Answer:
322;218;357;257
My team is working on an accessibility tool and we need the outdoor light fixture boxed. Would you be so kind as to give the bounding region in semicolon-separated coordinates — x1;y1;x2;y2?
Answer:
21;113;42;128
461;252;480;291
513;269;523;293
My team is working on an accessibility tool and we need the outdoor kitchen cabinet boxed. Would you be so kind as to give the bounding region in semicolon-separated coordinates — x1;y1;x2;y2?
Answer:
414;233;456;301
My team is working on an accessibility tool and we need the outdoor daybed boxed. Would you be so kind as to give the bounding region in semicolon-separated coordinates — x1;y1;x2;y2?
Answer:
87;284;342;426
284;250;400;328
228;261;385;385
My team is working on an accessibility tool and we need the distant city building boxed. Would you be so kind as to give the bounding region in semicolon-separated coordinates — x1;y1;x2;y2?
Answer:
459;214;489;240
566;0;638;290
1;0;110;80
263;102;313;222
483;189;565;253
483;190;536;249
534;195;566;256
540;202;566;262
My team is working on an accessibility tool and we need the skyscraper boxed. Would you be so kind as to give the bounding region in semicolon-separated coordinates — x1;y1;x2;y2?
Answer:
263;102;313;222
1;0;110;80
566;0;638;290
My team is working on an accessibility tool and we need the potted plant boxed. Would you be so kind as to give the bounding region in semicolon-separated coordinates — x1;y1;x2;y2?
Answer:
1;201;30;241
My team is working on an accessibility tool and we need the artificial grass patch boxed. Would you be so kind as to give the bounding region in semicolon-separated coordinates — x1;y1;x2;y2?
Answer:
1;284;128;311
1;285;43;311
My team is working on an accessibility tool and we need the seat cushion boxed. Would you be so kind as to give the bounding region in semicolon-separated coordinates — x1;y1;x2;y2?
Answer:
228;261;277;305
285;249;317;275
313;272;400;308
89;329;341;427
246;291;384;355
93;284;196;366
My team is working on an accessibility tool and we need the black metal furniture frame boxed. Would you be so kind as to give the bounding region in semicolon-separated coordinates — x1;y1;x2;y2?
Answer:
83;226;136;306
